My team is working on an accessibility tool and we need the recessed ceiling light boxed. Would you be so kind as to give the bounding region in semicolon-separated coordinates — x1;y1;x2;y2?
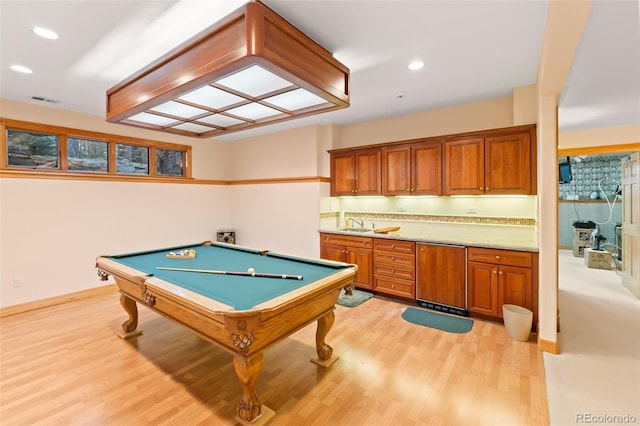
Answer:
10;65;33;74
408;61;424;71
32;26;59;40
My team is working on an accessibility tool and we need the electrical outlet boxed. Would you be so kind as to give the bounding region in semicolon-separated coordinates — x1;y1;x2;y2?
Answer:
13;277;23;288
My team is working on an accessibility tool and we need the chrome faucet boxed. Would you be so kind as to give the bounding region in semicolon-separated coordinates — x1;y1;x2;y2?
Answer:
348;217;364;228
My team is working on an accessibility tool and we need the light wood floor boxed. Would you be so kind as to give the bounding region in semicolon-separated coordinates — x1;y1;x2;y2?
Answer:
0;290;549;425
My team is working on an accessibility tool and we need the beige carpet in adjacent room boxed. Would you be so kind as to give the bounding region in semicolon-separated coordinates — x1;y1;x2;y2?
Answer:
544;250;640;425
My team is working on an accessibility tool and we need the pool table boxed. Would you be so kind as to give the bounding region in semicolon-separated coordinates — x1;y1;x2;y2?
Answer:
96;241;356;424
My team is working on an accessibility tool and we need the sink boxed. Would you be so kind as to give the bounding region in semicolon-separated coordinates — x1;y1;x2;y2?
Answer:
339;228;373;233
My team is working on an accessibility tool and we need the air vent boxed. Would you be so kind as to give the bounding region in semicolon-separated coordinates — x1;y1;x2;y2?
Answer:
31;96;59;104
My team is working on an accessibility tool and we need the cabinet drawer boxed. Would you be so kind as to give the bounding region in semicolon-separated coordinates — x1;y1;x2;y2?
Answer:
373;239;415;254
320;233;373;248
373;276;415;298
373;251;415;267
467;247;532;268
374;264;415;281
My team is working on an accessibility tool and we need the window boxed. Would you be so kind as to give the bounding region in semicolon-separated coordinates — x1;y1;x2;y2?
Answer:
7;130;59;169
116;143;149;175
1;119;192;181
67;137;108;173
156;148;184;176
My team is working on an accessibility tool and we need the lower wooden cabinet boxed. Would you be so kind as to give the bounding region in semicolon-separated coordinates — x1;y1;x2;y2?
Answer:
320;233;373;290
373;239;416;299
320;233;538;325
467;247;537;325
416;243;466;309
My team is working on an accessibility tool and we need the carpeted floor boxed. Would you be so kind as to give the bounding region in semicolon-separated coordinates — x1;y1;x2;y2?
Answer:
544;250;640;425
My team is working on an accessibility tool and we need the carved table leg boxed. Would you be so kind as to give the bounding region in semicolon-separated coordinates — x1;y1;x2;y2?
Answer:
233;353;274;424
343;282;354;296
311;310;339;367
117;294;142;339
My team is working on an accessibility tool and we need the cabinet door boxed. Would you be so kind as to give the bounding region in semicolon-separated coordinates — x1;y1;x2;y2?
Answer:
412;141;442;195
467;261;498;316
355;149;381;195
346;246;373;290
497;265;532;318
417;244;466;308
320;243;346;263
331;152;355;196
485;133;531;194
444;138;484;195
382;145;411;195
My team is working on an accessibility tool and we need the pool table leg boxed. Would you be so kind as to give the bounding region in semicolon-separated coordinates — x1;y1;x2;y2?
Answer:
312;310;339;367
233;353;273;424
117;294;142;339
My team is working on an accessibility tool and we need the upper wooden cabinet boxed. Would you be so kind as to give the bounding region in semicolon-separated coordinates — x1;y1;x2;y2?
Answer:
444;126;536;195
330;124;536;197
381;140;442;196
444;137;485;195
330;148;381;196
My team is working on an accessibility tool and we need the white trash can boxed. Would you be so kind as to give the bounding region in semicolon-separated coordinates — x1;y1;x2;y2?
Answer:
502;304;533;342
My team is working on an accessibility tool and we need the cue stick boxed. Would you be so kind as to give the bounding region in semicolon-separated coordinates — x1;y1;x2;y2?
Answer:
157;267;303;280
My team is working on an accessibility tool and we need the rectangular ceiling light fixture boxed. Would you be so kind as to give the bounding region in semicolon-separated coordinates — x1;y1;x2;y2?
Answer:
106;0;350;138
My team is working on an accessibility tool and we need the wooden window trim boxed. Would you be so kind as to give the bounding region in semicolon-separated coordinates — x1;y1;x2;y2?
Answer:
0;118;192;181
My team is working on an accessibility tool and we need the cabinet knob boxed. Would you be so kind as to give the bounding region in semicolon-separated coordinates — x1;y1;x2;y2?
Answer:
493;270;497;274
406;188;410;192
344;250;348;254
479;186;484;190
499;271;503;275
495;255;501;260
486;187;490;191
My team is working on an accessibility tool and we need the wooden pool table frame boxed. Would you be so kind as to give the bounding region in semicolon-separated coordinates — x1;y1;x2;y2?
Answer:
96;242;356;424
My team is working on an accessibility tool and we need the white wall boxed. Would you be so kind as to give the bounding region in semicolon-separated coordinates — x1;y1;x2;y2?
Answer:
0;178;229;307
228;182;324;258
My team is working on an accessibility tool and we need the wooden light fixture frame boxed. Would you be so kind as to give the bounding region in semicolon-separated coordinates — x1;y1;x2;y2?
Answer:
106;0;350;138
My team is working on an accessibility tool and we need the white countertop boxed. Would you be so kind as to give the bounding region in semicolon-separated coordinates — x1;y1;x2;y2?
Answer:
319;226;539;252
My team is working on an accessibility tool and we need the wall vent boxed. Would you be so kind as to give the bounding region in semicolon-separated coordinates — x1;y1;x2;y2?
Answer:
31;96;59;104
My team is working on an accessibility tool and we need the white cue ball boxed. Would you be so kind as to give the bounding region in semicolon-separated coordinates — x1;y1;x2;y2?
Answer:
247;267;255;274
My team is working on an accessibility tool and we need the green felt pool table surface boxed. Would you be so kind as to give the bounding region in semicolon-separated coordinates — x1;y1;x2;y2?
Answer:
109;242;350;311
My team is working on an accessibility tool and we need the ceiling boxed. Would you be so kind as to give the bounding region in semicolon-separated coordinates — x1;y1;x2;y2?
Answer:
1;0;638;141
